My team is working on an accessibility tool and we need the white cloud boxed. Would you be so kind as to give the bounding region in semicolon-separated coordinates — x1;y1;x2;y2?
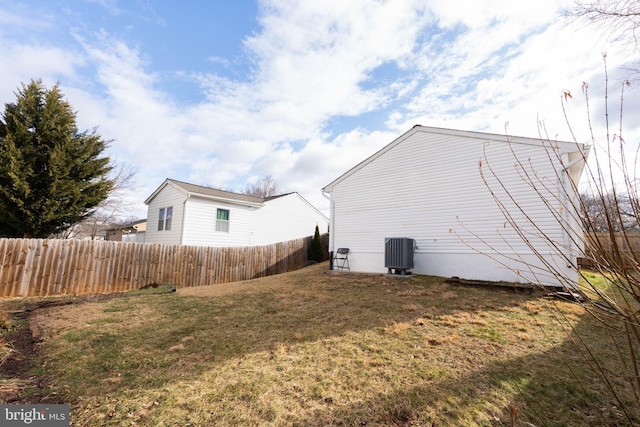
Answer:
1;0;639;221
426;0;571;29
238;0;430;126
0;43;83;102
390;1;636;142
73;33;188;165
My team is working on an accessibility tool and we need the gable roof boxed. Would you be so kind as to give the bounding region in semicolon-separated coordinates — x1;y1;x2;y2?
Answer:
264;192;294;201
106;219;147;230
145;178;265;207
263;191;329;221
144;180;326;218
321;125;589;193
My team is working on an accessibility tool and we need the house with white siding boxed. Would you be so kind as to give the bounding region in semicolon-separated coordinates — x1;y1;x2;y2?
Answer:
321;125;589;288
144;179;328;247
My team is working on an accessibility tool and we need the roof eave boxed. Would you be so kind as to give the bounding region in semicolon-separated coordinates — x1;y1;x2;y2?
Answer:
320;125;590;193
187;192;264;208
145;178;265;207
321;126;421;192
144;178;186;205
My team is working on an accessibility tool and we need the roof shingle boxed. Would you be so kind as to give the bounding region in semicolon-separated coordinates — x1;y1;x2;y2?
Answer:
167;179;265;204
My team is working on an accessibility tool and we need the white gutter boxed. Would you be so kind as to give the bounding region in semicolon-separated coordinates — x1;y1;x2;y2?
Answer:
188;192;263;208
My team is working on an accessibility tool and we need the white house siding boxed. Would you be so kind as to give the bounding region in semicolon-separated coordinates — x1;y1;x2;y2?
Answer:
122;232;145;243
326;127;585;288
251;194;329;245
144;183;185;245
181;196;255;247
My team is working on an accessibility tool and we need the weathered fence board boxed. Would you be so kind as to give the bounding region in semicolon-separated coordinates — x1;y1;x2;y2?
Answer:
0;234;329;298
581;232;640;269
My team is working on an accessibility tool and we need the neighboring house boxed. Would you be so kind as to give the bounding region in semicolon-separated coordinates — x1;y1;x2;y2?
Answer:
105;219;147;243
321;125;589;288
144;178;329;246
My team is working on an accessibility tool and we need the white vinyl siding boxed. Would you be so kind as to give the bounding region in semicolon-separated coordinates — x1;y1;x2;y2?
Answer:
326;127;584;288
332;133;563;253
145;179;329;248
181;197;254;247
251;194;329;245
145;184;184;245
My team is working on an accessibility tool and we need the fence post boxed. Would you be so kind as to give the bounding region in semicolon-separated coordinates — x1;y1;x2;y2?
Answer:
0;235;322;297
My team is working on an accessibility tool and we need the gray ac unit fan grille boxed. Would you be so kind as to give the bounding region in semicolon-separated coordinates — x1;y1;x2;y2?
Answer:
385;238;415;271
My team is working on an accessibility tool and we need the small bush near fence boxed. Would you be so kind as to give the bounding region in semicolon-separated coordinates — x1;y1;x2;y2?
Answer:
0;234;329;298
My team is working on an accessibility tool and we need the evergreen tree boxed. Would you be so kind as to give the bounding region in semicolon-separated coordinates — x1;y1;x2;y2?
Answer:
308;224;324;262
0;80;113;238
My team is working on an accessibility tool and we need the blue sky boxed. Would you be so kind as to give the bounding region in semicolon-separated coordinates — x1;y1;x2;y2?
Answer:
0;0;637;219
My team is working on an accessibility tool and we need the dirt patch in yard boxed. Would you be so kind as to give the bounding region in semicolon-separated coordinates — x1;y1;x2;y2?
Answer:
0;306;65;404
0;288;174;404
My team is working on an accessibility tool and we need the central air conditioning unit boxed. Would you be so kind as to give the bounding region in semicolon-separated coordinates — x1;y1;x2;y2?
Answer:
385;237;415;275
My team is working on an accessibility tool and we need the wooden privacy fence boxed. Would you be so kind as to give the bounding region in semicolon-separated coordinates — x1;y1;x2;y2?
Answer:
581;232;640;269
0;234;329;298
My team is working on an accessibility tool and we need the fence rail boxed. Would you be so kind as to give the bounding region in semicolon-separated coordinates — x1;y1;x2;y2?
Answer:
0;234;329;298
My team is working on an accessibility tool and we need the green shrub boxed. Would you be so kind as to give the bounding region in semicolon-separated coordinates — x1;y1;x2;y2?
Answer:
308;225;324;262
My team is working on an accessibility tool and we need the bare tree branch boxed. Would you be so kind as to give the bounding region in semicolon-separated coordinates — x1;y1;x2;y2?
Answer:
476;54;640;420
57;162;138;239
568;0;640;54
242;175;280;198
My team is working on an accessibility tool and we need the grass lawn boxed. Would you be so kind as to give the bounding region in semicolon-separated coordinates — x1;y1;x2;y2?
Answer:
5;262;640;426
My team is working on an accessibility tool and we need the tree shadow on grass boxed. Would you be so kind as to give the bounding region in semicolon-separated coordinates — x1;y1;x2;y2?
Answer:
290;312;639;427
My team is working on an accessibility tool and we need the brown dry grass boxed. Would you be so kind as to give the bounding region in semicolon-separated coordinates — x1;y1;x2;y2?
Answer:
5;262;640;426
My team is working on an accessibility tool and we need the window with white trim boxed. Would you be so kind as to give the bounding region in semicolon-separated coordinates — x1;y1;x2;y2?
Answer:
158;206;173;231
216;208;229;232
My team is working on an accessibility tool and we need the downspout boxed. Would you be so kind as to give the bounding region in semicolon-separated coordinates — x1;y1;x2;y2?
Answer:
180;194;190;245
559;152;586;278
321;189;334;267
